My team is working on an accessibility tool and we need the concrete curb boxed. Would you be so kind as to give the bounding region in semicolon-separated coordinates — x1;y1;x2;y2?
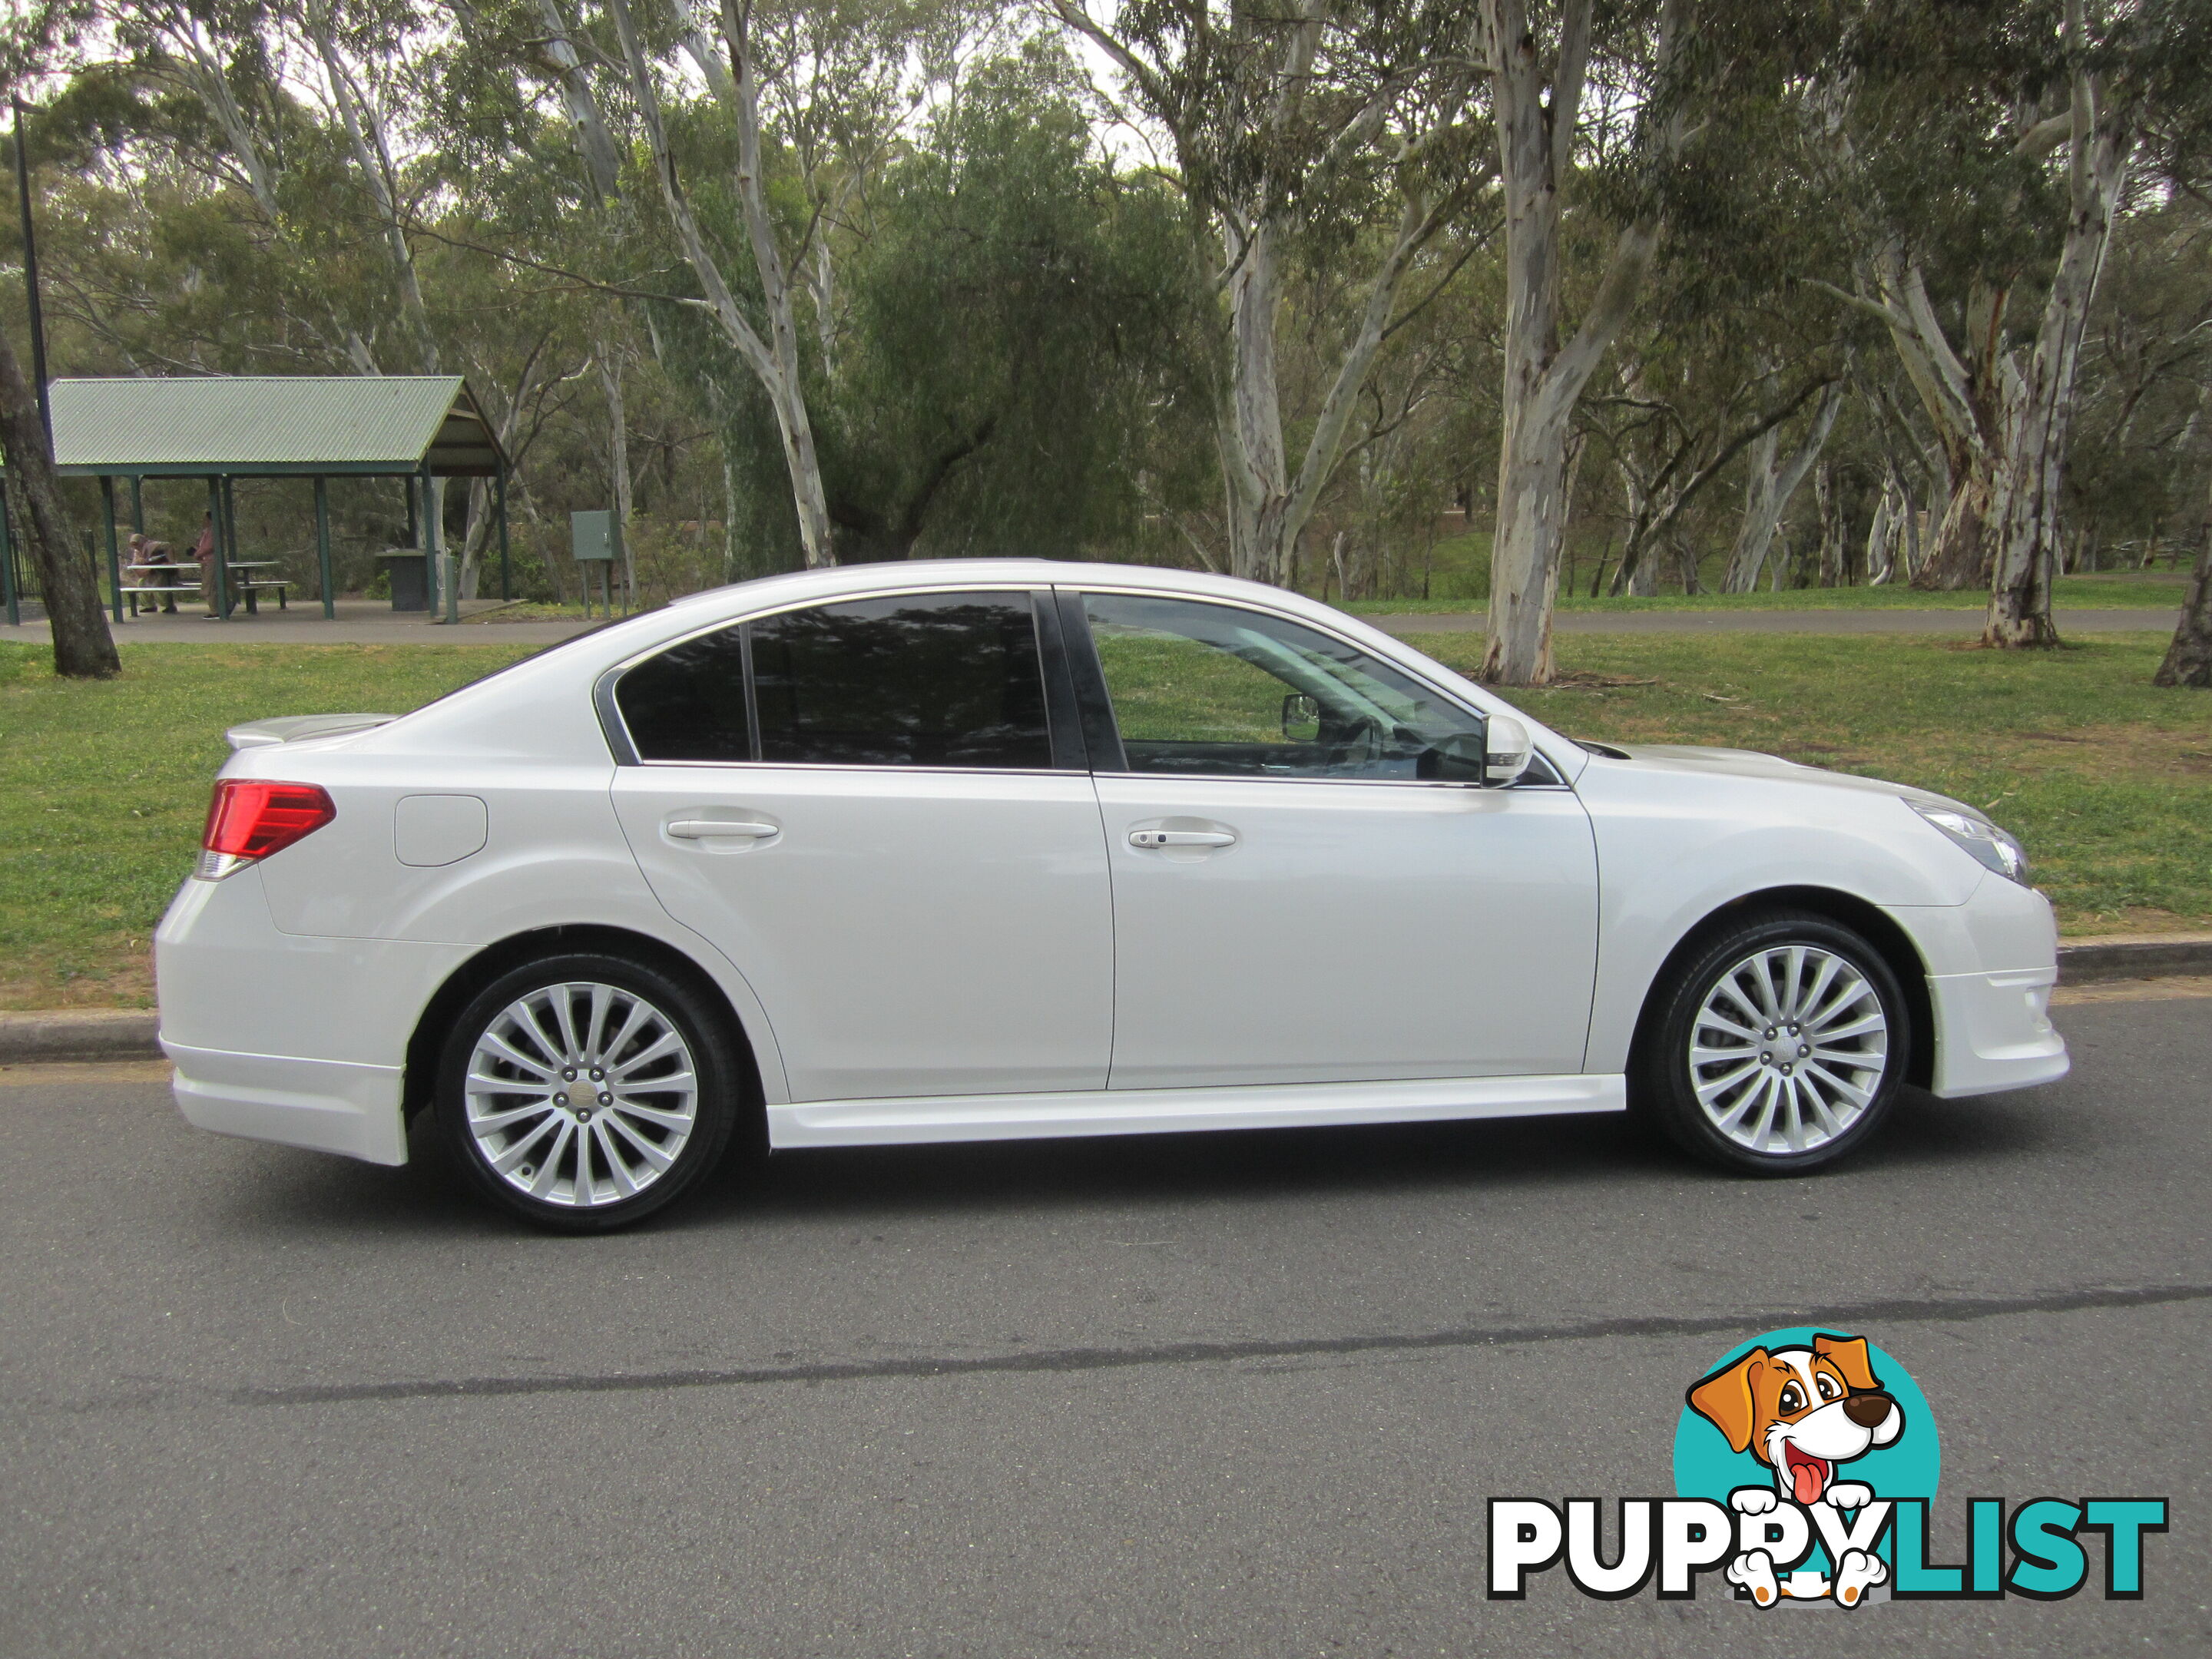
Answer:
0;1009;161;1063
4;933;2209;1064
2051;933;2212;984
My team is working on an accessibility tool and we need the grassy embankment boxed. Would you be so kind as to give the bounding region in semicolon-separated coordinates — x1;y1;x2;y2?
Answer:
0;632;2204;1009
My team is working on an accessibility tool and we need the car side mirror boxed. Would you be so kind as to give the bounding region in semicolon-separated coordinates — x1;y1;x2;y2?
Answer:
1484;714;1534;786
1281;693;1320;741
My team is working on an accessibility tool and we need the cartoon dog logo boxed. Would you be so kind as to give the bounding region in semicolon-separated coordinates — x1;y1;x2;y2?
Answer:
1686;1333;1905;1606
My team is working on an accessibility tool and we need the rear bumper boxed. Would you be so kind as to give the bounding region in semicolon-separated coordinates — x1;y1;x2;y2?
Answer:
154;869;469;1167
166;1041;407;1165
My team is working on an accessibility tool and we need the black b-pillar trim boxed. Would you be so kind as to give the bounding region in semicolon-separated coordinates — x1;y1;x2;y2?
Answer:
1031;588;1090;773
1053;589;1128;773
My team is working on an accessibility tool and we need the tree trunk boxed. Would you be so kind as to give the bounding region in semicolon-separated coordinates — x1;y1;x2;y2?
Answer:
721;446;743;584
534;0;624;204
2154;521;2212;688
1986;59;2132;647
0;329;120;677
1721;383;1843;592
599;353;634;601
309;6;439;374
1219;190;1453;587
1481;0;1677;685
605;0;836;568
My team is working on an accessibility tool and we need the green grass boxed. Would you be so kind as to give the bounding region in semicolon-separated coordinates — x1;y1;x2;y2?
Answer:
0;644;531;1008
0;632;2203;1009
1411;630;2212;935
1343;574;2190;614
1322;526;2190;612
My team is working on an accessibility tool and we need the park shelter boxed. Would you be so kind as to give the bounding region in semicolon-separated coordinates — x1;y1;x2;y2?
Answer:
0;375;510;622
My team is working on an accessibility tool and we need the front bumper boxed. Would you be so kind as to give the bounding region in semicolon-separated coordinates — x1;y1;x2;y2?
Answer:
1888;874;2068;1099
1923;968;2068;1098
154;870;469;1166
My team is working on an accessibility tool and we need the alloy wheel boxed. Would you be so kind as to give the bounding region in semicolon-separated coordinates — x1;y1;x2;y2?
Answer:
1687;945;1889;1157
463;981;700;1207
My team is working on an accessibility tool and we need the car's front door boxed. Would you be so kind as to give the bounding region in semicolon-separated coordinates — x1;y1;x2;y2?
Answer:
609;588;1112;1103
1069;590;1598;1090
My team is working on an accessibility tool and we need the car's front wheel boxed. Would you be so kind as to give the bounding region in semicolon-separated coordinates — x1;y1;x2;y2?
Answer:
436;953;742;1231
1635;910;1910;1175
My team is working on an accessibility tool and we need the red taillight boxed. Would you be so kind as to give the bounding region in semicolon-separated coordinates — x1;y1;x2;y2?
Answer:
197;780;336;876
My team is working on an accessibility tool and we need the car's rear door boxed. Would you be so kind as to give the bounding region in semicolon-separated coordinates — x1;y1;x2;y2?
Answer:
609;588;1113;1103
1067;588;1598;1089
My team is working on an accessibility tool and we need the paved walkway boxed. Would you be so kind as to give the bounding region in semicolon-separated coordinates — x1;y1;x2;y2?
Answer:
0;599;2181;647
0;598;594;647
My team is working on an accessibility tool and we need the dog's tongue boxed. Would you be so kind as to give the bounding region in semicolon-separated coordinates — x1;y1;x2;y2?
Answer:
1790;1456;1826;1506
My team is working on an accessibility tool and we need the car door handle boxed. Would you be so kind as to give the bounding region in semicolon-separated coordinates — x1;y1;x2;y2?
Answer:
1129;829;1236;849
667;819;778;840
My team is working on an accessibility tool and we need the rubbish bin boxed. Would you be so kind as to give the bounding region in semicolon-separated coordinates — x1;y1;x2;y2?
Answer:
377;551;429;612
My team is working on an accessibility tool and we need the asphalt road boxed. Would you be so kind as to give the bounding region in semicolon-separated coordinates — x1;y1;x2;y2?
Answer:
2;995;2205;1658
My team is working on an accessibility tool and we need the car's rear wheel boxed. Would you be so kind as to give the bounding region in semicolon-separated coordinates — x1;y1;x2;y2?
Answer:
436;953;741;1231
1635;910;1910;1175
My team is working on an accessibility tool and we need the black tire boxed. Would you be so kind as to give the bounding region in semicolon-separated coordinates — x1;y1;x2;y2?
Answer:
436;952;743;1232
1632;909;1911;1176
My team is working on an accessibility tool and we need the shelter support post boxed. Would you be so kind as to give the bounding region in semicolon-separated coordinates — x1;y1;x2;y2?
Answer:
100;475;121;622
128;475;143;535
207;475;229;621
445;481;459;625
0;480;16;627
496;464;511;602
421;465;442;622
314;475;333;619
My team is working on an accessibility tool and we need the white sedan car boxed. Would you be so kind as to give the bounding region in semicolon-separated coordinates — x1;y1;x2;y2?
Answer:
156;561;2067;1230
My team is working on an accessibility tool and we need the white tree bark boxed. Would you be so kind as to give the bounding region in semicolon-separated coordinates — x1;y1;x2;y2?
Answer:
1480;0;1684;686
604;0;836;567
1721;382;1844;591
306;4;441;374
1054;0;1482;587
531;0;624;204
1985;22;2134;647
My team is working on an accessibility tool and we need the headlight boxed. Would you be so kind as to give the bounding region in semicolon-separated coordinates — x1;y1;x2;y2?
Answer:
1909;801;2030;885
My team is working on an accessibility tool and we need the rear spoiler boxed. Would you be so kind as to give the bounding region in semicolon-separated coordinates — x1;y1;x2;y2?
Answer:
224;713;398;752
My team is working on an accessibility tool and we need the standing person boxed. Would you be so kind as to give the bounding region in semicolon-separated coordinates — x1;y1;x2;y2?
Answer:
127;532;180;614
190;512;224;617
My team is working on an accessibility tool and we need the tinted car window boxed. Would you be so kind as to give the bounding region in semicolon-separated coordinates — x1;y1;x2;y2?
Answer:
616;624;750;762
750;591;1052;768
1084;593;1485;780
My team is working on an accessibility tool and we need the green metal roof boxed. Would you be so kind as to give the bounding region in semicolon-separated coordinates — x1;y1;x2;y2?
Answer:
29;376;505;478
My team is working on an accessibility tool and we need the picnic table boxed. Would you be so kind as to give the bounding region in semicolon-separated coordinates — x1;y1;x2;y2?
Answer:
122;559;293;618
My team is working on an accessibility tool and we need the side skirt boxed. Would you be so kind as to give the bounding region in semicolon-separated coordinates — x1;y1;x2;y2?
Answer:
767;1073;1626;1150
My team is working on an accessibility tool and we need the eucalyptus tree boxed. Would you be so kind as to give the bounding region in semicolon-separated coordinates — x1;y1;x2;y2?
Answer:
1476;0;1694;679
1813;0;2208;646
1050;0;1493;588
566;0;966;568
666;44;1208;565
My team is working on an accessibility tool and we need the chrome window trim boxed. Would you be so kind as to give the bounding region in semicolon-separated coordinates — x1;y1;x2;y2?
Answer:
1062;584;1578;791
624;754;1566;790
595;584;1061;771
592;577;1578;793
